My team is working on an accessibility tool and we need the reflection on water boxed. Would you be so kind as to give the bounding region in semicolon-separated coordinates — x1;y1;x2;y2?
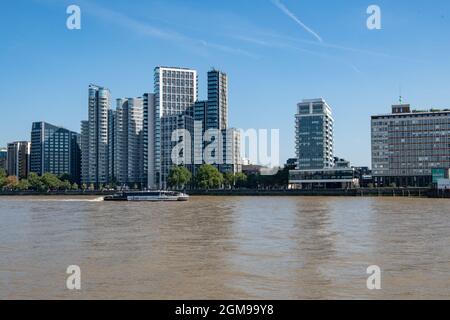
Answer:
0;196;449;299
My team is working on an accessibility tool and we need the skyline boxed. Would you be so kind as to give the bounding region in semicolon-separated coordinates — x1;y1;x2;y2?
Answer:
1;0;450;166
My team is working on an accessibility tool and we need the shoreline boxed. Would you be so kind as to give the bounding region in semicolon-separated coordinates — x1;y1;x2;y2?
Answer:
0;188;448;198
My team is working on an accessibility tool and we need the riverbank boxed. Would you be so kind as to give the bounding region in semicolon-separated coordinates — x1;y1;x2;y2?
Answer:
1;188;449;198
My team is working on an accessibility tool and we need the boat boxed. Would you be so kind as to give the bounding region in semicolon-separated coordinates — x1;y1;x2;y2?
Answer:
104;190;189;202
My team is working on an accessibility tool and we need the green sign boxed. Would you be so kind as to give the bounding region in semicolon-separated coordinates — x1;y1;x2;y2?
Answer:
432;169;446;183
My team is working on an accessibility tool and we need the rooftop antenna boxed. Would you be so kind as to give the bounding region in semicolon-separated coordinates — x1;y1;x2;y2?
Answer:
399;85;403;104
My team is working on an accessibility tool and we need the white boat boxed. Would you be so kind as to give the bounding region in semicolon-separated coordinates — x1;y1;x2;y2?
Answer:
104;190;189;202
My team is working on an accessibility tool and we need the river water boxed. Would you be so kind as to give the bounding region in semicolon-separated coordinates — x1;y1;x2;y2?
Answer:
0;196;449;299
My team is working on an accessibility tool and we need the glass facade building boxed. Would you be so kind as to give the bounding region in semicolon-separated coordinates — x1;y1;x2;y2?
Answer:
0;148;6;171
192;72;240;175
371;104;450;187
7;141;31;179
289;168;358;189
80;121;89;184
160;114;194;187
30;122;81;182
114;97;144;186
289;99;357;189
153;67;198;189
207;69;228;131
295;98;334;170
143;93;156;189
81;84;111;186
142;67;240;189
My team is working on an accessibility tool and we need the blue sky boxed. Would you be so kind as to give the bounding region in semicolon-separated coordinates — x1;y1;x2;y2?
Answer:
1;0;449;166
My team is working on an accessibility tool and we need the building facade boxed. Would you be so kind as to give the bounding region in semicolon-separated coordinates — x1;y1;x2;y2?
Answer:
160;114;195;188
108;109;116;184
7;141;31;179
153;67;198;189
295;98;334;170
143;93;156;189
142;67;240;189
114;97;144;187
80;121;89;185
289;167;359;189
221;128;242;174
207;69;228;131
81;84;111;187
0;148;6;171
193;100;208;171
289;99;358;189
371;104;450;187
30;122;81;182
191;71;240;176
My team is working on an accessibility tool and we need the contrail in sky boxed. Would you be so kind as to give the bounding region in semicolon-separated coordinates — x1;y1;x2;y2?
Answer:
62;0;256;58
271;0;323;43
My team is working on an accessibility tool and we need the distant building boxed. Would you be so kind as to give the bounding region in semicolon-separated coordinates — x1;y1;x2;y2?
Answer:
7;141;31;179
193;103;241;174
193;100;208;128
289;167;359;189
241;158;251;166
353;166;373;188
152;66;198;189
114;98;144;186
242;165;266;176
30;122;81;182
290;99;358;189
143;93;156;189
285;158;298;169
0;148;6;171
192;70;241;176
108;109;116;183
192;100;208;171
160;114;195;188
142;67;240;189
295;98;334;170
81;84;112;187
290;155;359;189
80;121;89;185
371;104;450;187
334;157;351;168
220;128;242;174
206;69;228;131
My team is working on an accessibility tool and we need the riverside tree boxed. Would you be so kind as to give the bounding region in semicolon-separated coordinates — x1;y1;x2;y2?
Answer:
223;172;248;189
223;172;235;188
41;173;62;190
60;180;72;191
195;164;224;190
0;169;6;189
17;179;30;191
28;172;45;191
235;173;247;188
168;166;192;190
5;176;19;190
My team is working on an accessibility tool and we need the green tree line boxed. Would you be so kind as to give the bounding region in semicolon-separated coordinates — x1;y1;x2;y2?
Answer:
0;169;80;192
168;164;290;190
168;164;247;190
1;164;292;192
